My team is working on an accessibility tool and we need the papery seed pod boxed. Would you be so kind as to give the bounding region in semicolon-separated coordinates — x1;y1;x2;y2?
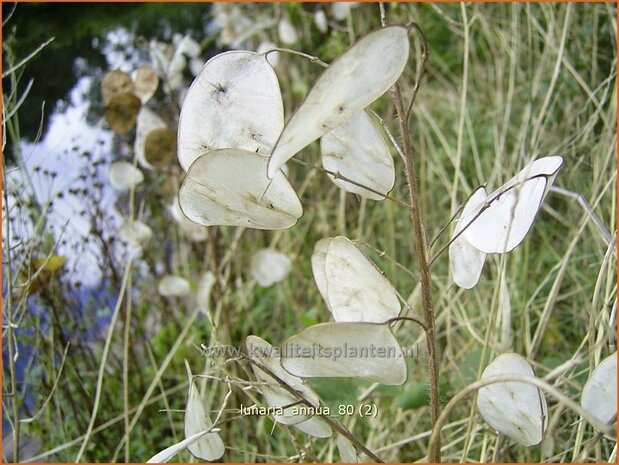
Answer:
268;26;409;178
250;249;291;287
158;275;191;297
477;353;547;446
581;351;617;438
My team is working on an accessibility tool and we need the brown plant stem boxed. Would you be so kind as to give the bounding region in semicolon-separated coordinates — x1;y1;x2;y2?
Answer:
246;357;385;463
391;82;441;461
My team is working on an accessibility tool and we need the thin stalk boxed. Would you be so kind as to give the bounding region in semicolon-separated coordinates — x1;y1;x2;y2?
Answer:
3;161;20;461
6;269;20;464
427;374;615;457
111;304;203;461
24;382;188;463
122;272;132;463
391;83;440;461
2;38;54;78
289;157;411;208
381;16;440;460
428;172;559;267
449;3;471;219
121;135;141;462
75;256;134;462
247;357;384;462
262;47;328;68
387;316;429;332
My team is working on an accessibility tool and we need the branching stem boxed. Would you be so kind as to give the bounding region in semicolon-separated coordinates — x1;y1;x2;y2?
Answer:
388;21;440;461
246;357;385;462
428;172;559;267
262;48;328;68
387;316;428;332
391;83;441;462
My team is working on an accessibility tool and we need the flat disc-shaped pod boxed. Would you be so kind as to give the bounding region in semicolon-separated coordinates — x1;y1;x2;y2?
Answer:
184;368;225;461
267;26;409;178
158;275;191;297
336;435;359;462
332;2;358;21
196;272;215;314
581;351;617;438
146;431;220;463
462;156;563;254
246;336;321;425
108;161;144;190
179;149;302;230
170;195;208;242
311;238;333;311
134;107;167;169
281;322;407;385
145;128;177;168
105;93;141;134
325;236;400;323
133;65;159;103
477;353;547;446
101;70;135;105
449;187;488;289
178;51;284;171
314;10;328;33
119;220;152;247
321;111;394;200
278;18;299;45
250;248;292;287
293;416;332;438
